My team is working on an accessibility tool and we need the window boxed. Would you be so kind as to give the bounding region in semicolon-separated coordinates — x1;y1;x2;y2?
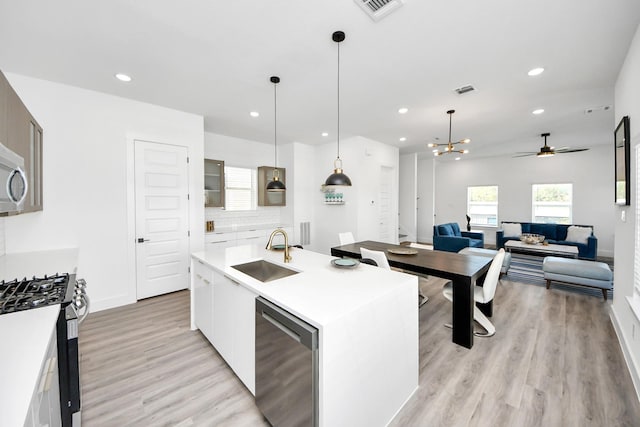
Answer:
531;183;572;224
467;186;498;226
633;147;640;312
224;166;256;211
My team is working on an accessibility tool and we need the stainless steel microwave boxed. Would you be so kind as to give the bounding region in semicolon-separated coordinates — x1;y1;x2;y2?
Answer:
0;142;28;213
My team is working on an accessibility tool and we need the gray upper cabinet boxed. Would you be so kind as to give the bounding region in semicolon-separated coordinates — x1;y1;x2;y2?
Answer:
258;166;286;206
0;75;7;145
204;159;225;208
1;70;43;214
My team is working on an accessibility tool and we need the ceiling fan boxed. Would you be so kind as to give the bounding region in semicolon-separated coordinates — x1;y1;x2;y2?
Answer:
514;133;589;158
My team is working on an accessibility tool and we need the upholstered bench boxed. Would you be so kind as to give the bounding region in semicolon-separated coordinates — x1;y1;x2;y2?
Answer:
459;247;512;275
542;256;613;300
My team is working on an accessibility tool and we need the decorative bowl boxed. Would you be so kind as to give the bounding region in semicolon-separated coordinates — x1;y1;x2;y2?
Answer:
520;233;544;244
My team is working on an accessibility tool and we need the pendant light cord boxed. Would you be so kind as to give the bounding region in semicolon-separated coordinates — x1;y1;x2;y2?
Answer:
337;40;341;160
274;80;278;168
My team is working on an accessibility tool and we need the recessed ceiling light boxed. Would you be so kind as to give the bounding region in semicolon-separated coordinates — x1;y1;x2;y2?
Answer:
322;132;329;137
528;67;545;76
398;107;409;114
399;137;407;142
115;73;132;82
250;111;260;118
532;108;545;115
455;157;461;161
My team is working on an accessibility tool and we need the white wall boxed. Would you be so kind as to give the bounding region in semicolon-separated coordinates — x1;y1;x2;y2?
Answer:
203;132;293;234
313;136;400;254
611;22;640;401
0;218;5;256
417;156;435;243
3;73;204;312
399;154;417;242
429;146;615;255
291;142;317;250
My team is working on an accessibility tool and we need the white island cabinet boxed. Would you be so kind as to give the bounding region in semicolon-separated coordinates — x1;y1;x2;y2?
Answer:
190;244;419;427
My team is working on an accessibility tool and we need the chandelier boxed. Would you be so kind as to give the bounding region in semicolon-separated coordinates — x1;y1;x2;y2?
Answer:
428;109;470;156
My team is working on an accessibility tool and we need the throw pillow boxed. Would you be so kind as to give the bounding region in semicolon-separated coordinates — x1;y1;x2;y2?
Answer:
437;224;454;236
566;226;592;244
502;223;522;238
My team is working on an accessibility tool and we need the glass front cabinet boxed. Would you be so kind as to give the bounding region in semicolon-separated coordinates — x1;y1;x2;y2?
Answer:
204;159;225;208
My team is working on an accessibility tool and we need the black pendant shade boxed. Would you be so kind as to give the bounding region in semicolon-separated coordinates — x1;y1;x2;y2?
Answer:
267;75;286;192
325;30;352;187
266;169;286;191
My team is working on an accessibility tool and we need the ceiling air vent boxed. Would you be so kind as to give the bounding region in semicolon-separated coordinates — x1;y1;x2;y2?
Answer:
454;85;476;95
354;0;404;21
584;105;611;114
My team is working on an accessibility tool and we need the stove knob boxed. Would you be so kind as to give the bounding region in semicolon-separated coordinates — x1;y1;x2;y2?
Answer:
73;295;86;310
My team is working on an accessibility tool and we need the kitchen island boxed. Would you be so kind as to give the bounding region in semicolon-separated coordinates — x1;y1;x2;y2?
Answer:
191;244;419;427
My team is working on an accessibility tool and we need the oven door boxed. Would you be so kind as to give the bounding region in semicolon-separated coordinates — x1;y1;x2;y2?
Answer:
57;304;81;427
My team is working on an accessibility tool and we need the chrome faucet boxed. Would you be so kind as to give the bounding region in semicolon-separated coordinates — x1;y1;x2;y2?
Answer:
266;228;292;263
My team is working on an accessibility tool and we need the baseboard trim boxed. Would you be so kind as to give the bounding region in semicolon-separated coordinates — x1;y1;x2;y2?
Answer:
610;306;640;403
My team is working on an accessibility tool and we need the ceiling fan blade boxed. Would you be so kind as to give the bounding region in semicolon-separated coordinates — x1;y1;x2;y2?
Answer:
555;148;589;153
513;152;537;158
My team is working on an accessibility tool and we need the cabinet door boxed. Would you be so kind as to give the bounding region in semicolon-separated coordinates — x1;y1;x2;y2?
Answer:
0;72;7;145
192;260;214;342
236;229;265;247
5;84;43;213
233;283;257;394
212;271;234;364
258;166;286;206
204;159;225;207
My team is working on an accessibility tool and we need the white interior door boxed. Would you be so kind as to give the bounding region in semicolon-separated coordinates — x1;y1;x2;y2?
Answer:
135;140;190;300
379;166;393;242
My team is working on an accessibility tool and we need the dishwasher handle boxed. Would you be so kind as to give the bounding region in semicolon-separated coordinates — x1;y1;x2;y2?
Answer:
261;312;302;343
256;297;318;350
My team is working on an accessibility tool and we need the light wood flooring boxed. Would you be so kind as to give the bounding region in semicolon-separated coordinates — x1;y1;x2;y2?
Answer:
79;276;640;426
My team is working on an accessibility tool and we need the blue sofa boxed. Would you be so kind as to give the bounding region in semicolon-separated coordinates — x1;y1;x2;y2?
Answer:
433;222;484;252
496;222;597;260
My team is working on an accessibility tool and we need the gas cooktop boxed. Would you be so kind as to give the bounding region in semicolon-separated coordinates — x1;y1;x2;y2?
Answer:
0;273;72;314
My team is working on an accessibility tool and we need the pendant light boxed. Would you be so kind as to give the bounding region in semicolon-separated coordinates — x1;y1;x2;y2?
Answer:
324;30;352;187
428;110;471;156
266;75;286;192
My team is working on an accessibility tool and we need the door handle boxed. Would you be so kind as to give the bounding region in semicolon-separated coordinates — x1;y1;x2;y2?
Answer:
137;238;150;243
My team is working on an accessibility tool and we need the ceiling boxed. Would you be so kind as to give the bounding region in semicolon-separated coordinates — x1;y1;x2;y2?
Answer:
1;0;639;160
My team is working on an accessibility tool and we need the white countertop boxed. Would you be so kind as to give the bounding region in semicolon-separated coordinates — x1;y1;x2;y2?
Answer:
0;305;60;427
0;247;79;280
192;244;417;328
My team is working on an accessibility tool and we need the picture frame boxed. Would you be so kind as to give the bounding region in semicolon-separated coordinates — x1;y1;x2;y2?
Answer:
615;115;631;206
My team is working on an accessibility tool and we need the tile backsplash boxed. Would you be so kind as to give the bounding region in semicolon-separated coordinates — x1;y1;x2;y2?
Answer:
206;207;282;229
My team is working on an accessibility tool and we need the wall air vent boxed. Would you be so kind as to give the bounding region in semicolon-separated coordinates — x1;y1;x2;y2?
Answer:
354;0;404;21
454;85;476;95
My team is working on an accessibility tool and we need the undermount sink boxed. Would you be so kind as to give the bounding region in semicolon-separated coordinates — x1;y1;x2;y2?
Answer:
231;260;299;283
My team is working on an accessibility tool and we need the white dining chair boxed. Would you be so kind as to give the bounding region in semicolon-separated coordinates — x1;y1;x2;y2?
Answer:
442;248;505;337
360;247;390;270
361;247;428;307
338;232;355;246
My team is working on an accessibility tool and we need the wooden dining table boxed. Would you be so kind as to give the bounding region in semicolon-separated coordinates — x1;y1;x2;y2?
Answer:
331;240;493;349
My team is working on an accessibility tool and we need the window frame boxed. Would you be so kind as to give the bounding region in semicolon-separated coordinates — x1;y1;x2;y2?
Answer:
466;185;499;227
223;166;257;211
531;183;573;224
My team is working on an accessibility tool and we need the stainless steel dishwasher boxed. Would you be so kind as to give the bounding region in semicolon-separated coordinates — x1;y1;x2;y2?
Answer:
255;297;318;427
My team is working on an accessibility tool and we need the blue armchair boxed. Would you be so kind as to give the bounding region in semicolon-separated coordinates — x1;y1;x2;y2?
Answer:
433;222;484;252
